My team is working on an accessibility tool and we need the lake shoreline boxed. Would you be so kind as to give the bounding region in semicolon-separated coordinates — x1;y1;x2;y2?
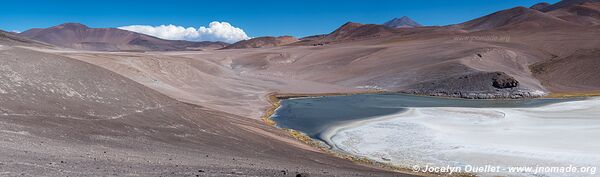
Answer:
261;91;600;177
261;91;486;177
261;91;435;176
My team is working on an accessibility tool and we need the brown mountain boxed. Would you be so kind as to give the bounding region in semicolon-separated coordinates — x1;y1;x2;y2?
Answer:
222;36;298;49
293;22;400;46
546;1;600;25
19;23;228;51
324;22;397;41
540;0;600;12
456;6;575;31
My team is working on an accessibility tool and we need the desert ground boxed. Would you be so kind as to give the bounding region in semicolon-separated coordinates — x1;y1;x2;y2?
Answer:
0;40;408;176
1;0;600;176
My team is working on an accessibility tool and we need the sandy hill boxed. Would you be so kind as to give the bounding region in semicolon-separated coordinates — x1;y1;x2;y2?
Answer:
19;23;227;51
222;36;298;49
0;32;404;177
383;16;423;28
531;49;600;92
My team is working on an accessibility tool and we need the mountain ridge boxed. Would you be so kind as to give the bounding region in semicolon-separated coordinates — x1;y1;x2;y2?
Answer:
19;23;228;51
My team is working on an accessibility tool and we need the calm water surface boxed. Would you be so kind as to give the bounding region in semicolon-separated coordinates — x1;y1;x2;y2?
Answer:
271;93;575;142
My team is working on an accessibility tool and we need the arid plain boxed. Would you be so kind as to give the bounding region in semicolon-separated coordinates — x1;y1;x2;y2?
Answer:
1;0;600;176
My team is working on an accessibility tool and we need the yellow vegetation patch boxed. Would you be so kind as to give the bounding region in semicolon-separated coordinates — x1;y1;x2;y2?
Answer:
546;91;600;98
261;93;280;126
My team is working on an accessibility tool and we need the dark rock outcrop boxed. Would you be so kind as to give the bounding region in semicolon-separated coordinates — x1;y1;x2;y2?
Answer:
296;173;310;177
492;72;519;88
406;71;534;99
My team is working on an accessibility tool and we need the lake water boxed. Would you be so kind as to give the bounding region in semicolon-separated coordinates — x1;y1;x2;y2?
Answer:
271;94;600;177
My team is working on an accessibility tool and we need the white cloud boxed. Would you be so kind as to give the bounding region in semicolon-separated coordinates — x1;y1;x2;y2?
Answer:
118;21;250;43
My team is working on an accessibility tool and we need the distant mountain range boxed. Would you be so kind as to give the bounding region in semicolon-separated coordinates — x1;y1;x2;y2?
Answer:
383;16;423;28
457;0;600;30
12;0;600;50
18;23;227;51
247;0;599;47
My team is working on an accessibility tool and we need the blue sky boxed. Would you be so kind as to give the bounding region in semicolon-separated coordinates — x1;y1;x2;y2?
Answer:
1;0;559;38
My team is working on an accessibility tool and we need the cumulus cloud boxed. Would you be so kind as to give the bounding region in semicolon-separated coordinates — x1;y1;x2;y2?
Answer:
118;21;250;43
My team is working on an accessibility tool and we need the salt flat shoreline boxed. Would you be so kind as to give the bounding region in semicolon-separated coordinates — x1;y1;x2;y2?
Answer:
263;92;600;177
262;92;430;176
329;97;600;177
